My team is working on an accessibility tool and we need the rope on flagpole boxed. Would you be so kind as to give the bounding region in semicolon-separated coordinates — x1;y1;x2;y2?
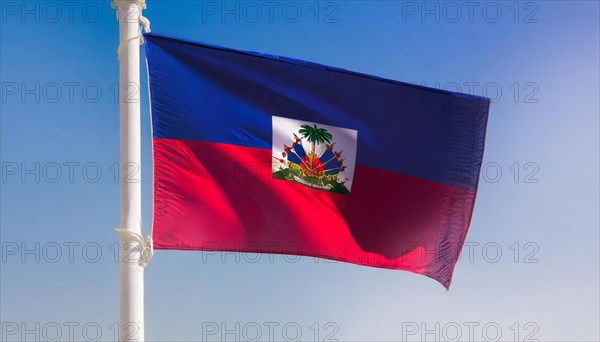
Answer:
115;228;154;267
112;0;151;59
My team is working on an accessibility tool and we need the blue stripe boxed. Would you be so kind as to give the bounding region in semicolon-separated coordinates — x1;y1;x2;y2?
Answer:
145;33;490;189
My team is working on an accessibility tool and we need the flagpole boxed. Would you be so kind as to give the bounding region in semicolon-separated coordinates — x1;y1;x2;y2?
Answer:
114;1;147;341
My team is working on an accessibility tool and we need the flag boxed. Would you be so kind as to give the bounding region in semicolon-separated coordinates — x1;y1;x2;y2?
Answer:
144;33;490;288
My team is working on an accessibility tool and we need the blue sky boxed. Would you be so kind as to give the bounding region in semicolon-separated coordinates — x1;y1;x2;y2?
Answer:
1;1;599;341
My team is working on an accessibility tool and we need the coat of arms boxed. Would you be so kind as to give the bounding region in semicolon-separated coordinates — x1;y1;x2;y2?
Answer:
272;116;358;195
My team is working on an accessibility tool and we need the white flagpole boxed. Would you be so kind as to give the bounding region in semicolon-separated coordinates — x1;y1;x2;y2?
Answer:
114;1;148;341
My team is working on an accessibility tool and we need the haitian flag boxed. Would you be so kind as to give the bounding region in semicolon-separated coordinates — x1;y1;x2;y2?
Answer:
145;33;490;289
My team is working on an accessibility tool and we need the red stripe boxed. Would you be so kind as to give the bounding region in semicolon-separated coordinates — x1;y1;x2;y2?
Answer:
153;138;476;288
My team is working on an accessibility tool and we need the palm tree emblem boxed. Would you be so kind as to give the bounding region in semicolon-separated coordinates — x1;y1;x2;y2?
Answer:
299;124;333;177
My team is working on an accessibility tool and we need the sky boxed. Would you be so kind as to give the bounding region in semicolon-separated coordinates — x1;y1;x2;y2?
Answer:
1;1;599;341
